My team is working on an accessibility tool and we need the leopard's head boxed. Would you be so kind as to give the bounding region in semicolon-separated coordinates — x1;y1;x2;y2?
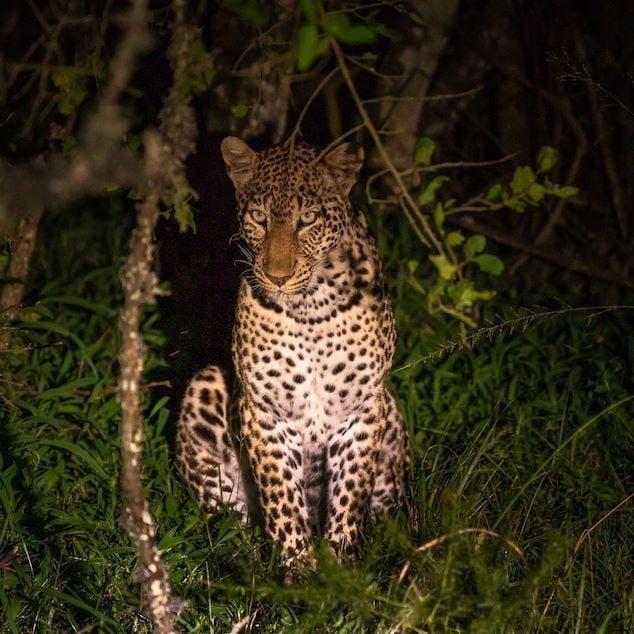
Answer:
221;137;363;295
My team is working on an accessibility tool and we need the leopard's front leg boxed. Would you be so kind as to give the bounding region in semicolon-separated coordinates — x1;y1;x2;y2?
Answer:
325;396;386;557
240;397;313;562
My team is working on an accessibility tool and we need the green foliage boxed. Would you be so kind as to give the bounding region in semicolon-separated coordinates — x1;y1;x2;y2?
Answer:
418;175;448;206
170;172;197;233
537;146;559;173
407;145;577;325
231;103;249;118
483;149;578;214
322;13;378;45
294;0;390;71
51;67;88;115
296;23;323;72
1;199;632;631
414;136;436;166
220;0;270;27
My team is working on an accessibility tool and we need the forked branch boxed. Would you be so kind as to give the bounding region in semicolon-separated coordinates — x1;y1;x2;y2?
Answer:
331;38;444;255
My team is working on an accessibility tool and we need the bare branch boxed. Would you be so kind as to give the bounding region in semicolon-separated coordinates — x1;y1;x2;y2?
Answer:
0;0;154;235
331;38;444;254
117;1;205;628
0;150;146;235
118;154;178;633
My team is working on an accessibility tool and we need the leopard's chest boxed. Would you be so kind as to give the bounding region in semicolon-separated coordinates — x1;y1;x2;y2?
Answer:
233;281;393;426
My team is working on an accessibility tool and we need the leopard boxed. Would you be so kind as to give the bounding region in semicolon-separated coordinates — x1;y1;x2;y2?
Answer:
175;136;409;565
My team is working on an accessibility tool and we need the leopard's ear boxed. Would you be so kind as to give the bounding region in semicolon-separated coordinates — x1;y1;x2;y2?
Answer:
221;136;258;188
322;143;364;196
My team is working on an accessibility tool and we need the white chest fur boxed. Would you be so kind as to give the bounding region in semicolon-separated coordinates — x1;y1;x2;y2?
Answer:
233;277;389;433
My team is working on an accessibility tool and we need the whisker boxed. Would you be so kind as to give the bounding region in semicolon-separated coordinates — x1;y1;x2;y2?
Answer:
237;245;254;263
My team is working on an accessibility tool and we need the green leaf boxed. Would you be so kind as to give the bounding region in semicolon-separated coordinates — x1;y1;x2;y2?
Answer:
174;202;195;233
370;22;399;40
537;146;559;173
527;182;545;202
510;166;535;194
507;198;527;213
221;0;270;27
50;591;119;628
551;185;579;198
418;175;449;206
445;231;465;248
323;13;377;45
231;103;249;118
123;133;141;153
299;0;320;24
464;234;486;259
449;278;495;310
165;493;179;519
432;202;445;236
414;137;435;165
29;440;107;479
407;275;425;295
406;261;425;294
296;24;322;71
473;253;504;276
407;10;425;25
458;285;495;307
51;67;88;115
171;174;197;233
430;253;458;281
486;183;504;201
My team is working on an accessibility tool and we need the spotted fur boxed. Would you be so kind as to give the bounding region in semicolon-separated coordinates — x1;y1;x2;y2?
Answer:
176;138;409;563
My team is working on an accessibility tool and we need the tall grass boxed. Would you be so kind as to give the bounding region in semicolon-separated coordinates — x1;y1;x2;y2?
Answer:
1;200;632;632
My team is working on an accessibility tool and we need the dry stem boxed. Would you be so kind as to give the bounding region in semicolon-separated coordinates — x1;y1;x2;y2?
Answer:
539;493;633;629
398;527;526;583
448;216;634;290
331;38;443;255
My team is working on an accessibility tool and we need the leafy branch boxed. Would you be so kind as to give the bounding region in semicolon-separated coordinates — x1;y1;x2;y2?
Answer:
286;1;581;326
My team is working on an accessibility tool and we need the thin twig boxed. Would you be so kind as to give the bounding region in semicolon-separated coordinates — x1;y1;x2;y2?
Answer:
539;493;633;629
575;33;627;240
365;153;516;201
447;216;634;290
288;67;340;155
362;87;481;104
398;527;525;583
331;38;444;254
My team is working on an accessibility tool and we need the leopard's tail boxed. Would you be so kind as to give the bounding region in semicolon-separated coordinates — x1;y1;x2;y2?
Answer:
175;365;251;522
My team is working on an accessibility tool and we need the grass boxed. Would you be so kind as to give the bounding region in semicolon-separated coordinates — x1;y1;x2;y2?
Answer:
1;200;633;632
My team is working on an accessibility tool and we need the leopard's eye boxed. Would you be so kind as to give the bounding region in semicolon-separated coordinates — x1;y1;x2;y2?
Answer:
300;210;317;225
250;209;266;224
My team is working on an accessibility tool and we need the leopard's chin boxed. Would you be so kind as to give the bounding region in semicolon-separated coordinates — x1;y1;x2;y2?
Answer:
264;285;309;298
256;280;306;297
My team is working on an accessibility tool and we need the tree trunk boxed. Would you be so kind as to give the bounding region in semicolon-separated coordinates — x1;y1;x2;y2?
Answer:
374;0;460;176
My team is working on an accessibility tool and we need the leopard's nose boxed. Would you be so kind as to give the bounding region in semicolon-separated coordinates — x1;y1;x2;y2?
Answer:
266;273;292;287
